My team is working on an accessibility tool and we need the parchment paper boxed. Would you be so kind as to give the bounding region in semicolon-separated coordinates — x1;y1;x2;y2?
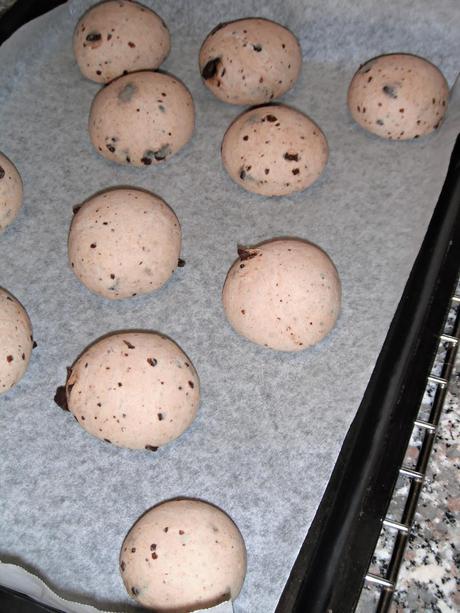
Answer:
0;1;459;612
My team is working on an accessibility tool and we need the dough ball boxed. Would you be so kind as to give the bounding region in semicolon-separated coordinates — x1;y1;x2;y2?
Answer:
199;18;301;105
120;499;247;611
61;332;200;450
89;71;195;167
0;288;33;395
222;239;341;351
73;0;170;83
347;53;449;140
68;188;181;300
0;152;23;233
221;104;328;196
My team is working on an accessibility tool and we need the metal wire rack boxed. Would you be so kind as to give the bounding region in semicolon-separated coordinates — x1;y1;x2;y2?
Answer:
356;284;460;611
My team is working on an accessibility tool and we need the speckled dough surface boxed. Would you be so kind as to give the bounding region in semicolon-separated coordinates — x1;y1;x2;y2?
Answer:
121;499;247;611
0;288;33;395
222;239;341;351
68;188;181;299
0;1;459;612
89;70;195;166
0;151;22;232
199;18;302;105
348;54;449;140
64;331;200;449
221;104;328;196
73;0;170;83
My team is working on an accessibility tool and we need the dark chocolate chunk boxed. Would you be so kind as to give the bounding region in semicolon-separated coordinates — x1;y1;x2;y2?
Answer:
265;114;277;122
145;445;159;452
188;380;195;389
147;358;157;367
252;44;262;52
177;258;186;267
128;41;136;48
106;144;115;153
0;166;4;180
86;32;101;42
382;85;398;99
104;438;111;444
6;355;13;363
201;58;221;80
54;386;69;411
238;247;258;261
284;152;299;161
32;341;37;349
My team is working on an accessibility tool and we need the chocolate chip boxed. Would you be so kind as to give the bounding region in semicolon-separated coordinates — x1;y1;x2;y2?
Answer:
96;70;102;76
150;543;157;551
104;438;111;444
265;114;277;122
151;552;158;559
120;561;125;571
238;247;258;261
376;119;384;126
106;144;115;153
123;340;135;349
22;353;25;360
252;44;262;52
188;380;194;389
147;358;157;367
201;58;220;80
179;530;185;535
110;273;115;279
131;587;139;596
284;152;299;161
73;204;82;214
90;243;96;248
0;166;4;179
177;258;186;267
239;169;246;180
54;386;69;411
128;41;136;48
157;412;164;420
141;156;152;165
382;85;398;99
145;445;158;451
6;355;13;363
243;135;249;141
164;527;169;532
292;168;300;175
86;32;101;42
32;340;37;349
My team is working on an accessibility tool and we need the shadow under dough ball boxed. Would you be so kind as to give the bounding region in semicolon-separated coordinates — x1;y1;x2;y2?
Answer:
222;239;341;351
221;104;328;196
347;53;449;140
199;17;302;105
68;188;182;300
0;288;33;395
73;0;170;83
89;71;195;167
120;499;247;611
55;331;200;450
0;151;23;233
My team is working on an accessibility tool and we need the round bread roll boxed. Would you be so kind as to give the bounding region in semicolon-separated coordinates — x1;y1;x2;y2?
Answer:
68;188;181;300
120;499;247;611
222;239;341;351
57;332;200;450
347;53;449;140
0;288;33;395
199;18;301;105
0;152;23;233
221;104;328;196
89;71;195;167
73;0;170;83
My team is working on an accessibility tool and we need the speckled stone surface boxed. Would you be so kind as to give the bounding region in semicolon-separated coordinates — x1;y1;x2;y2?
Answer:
357;301;460;612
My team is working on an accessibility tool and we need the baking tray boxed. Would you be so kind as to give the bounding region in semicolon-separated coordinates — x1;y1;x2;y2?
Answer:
0;1;459;612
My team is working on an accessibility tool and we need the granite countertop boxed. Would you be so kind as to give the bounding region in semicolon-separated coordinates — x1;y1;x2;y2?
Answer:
0;1;458;611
